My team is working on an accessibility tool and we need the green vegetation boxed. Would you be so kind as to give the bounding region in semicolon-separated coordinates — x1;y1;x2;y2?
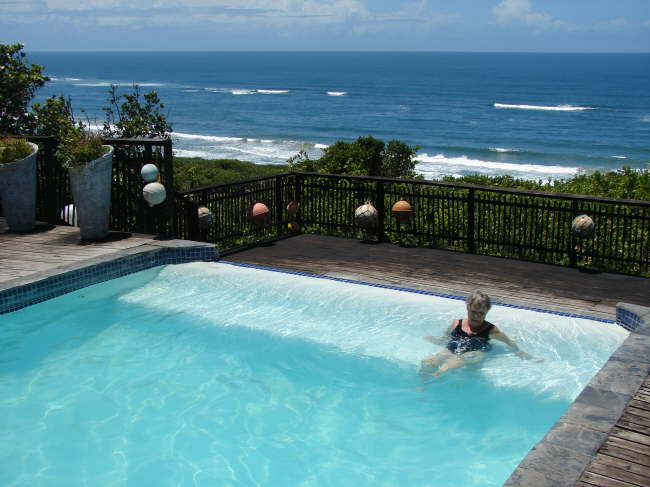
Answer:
441;168;650;201
0;137;34;163
288;136;420;178
0;43;49;134
56;132;108;168
174;157;287;191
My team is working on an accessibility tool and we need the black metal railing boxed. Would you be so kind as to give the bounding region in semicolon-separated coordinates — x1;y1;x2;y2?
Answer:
179;172;650;276
6;136;648;277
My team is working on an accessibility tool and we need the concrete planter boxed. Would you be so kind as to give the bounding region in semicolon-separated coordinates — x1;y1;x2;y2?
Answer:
68;146;113;241
0;142;39;232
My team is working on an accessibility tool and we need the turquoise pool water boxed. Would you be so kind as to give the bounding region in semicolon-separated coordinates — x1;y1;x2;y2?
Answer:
0;262;628;486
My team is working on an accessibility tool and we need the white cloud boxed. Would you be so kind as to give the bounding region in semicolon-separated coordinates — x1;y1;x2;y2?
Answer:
493;0;574;31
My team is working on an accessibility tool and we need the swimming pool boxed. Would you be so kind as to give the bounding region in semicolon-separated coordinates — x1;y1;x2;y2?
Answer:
0;262;628;486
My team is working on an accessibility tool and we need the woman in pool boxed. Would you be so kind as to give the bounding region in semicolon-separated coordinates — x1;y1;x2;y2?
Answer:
421;290;537;376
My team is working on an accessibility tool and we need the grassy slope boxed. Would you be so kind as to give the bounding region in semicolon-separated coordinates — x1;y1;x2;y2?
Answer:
174;157;288;191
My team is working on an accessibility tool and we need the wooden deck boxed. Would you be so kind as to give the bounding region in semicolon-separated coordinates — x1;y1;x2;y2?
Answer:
226;234;650;320
0;218;159;285
578;375;650;487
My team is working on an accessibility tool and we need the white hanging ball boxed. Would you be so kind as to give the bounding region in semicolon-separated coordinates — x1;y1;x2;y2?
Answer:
141;164;159;183
60;204;78;226
143;182;167;207
198;206;213;228
354;202;378;229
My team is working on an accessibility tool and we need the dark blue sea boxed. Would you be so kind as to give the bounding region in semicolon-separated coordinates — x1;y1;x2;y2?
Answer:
30;51;650;180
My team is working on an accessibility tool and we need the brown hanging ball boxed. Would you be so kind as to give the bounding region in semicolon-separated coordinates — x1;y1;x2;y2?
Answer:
249;202;270;227
287;201;300;219
391;200;413;225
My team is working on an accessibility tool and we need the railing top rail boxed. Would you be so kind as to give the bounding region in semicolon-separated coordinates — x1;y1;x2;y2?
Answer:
179;172;293;195
104;137;171;145
180;171;650;208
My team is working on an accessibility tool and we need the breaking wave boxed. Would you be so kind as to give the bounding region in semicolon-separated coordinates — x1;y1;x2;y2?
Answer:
415;153;578;180
494;103;596;112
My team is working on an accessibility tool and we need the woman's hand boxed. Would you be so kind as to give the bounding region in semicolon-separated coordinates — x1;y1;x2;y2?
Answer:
516;350;543;362
424;336;445;345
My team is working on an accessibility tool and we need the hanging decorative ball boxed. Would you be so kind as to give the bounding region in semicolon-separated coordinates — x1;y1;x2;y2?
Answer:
141;163;159;183
288;221;301;234
354;201;378;229
249;202;270;227
60;204;78;226
198;206;213;229
143;182;167;207
571;214;595;239
391;200;413;225
287;201;300;219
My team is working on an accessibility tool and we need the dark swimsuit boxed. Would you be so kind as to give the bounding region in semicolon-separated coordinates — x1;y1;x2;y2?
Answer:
446;319;495;355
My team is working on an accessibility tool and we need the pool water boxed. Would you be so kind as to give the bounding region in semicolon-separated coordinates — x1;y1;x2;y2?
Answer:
0;262;628;486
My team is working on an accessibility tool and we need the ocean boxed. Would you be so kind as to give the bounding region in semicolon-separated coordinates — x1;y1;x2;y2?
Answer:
29;51;650;180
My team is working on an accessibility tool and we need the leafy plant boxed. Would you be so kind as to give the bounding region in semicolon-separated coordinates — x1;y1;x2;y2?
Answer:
0;137;34;163
102;84;172;138
0;43;49;134
28;95;78;143
56;130;107;169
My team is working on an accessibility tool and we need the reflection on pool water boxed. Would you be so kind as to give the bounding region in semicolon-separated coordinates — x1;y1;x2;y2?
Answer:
0;262;628;486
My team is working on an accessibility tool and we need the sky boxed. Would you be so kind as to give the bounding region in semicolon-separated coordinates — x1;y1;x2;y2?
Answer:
1;0;649;52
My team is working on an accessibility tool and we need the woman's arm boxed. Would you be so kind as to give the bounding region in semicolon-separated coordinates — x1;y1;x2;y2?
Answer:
490;326;537;360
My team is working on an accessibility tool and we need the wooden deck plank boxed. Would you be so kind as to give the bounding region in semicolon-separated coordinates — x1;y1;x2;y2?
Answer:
618;421;650;436
606;437;650;458
628;408;650;421
630;401;650;413
621;413;650;429
580;471;641;487
599;444;650;468
591;454;650;481
587;462;650;487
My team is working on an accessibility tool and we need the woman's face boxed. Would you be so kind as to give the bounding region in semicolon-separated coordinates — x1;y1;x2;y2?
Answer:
467;302;489;325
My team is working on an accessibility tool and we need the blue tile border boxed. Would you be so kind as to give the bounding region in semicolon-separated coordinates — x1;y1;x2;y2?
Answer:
616;303;650;332
0;245;218;315
221;260;618;325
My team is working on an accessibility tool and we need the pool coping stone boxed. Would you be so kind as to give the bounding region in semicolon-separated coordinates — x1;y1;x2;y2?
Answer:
0;239;218;314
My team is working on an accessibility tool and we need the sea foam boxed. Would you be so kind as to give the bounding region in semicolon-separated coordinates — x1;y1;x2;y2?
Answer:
494;103;596;112
327;91;348;96
415;153;578;180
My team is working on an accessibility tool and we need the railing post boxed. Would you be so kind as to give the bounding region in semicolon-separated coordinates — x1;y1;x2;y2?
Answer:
375;180;385;242
467;188;475;254
275;175;283;237
569;199;577;267
295;173;303;227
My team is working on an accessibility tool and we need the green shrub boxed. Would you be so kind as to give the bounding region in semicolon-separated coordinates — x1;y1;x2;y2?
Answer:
0;43;49;134
0;137;34;163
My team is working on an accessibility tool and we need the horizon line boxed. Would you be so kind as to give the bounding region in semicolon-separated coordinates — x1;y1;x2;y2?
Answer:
25;49;650;55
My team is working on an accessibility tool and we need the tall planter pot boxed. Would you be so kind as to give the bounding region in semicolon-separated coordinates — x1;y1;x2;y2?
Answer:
0;142;39;232
68;146;113;241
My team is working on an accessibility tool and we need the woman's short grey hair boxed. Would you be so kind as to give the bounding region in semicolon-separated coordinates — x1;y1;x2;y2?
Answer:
466;290;491;310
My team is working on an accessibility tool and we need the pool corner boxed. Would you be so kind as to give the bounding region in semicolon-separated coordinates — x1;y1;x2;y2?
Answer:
504;302;650;487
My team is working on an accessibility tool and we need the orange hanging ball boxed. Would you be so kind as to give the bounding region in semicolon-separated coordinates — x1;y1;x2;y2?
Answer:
391;200;413;224
249;202;270;227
